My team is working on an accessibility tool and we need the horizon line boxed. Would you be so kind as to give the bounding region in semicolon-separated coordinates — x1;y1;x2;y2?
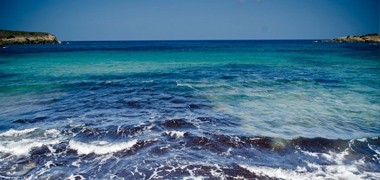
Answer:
61;39;328;42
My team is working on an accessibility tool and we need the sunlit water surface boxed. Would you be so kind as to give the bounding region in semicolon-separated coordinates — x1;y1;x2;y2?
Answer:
0;41;379;179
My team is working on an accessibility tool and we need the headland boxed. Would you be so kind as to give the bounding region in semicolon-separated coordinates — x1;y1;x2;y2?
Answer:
0;29;61;45
322;33;380;43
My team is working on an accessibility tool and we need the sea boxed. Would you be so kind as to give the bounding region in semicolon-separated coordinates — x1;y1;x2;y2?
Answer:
0;40;379;180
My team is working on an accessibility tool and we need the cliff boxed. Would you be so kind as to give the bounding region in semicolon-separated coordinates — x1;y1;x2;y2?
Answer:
0;30;61;45
322;33;380;43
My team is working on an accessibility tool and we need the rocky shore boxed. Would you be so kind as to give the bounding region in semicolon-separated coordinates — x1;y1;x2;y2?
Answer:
322;33;380;43
0;30;61;45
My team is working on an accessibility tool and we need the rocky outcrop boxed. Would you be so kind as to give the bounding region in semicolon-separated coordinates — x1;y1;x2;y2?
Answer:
0;30;61;45
322;33;380;43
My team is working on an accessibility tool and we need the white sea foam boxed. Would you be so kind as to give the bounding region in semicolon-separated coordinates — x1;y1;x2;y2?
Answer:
240;148;380;180
68;139;138;155
0;138;60;156
240;164;380;180
368;144;380;155
183;169;205;180
221;147;233;157
182;176;204;180
176;81;196;90
67;174;85;180
44;161;54;168
68;124;87;128
71;159;82;167
0;128;38;137
0;175;12;179
44;129;60;138
0;128;66;157
164;131;186;138
298;147;320;158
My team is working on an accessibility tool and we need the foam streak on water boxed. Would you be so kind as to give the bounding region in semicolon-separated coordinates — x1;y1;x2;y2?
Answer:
0;40;379;179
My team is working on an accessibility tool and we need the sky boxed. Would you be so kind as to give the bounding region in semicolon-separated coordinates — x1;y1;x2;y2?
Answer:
0;0;379;41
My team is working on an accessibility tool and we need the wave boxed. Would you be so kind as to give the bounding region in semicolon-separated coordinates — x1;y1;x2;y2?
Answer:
164;131;187;138
239;163;380;180
0;138;61;156
0;128;38;137
68;139;138;155
0;124;379;179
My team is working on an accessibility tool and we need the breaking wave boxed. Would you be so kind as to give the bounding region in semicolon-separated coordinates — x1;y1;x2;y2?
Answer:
0;122;378;179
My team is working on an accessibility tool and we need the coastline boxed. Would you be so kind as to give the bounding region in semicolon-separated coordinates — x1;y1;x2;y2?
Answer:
0;30;61;45
322;33;380;43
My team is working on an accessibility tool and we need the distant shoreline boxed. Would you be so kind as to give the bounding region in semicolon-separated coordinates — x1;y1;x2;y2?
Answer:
21;39;334;43
43;37;380;42
322;33;380;43
1;30;380;44
0;29;61;45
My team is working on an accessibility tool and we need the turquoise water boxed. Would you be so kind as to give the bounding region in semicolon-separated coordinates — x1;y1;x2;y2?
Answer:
0;41;379;179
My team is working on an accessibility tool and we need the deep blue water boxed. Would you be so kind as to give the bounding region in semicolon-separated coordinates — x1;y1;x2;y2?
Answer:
0;40;379;179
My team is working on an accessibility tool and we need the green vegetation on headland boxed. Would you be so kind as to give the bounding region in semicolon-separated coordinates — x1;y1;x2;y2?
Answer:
0;29;61;45
322;33;380;43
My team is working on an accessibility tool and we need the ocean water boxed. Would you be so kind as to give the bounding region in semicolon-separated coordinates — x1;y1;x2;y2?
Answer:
0;40;379;179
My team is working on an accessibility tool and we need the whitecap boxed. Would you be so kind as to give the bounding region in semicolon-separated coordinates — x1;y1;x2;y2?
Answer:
68;139;137;155
183;168;205;180
0;138;60;156
68;124;87;128
176;81;196;90
44;129;61;138
0;128;38;137
240;156;380;180
164;131;186;138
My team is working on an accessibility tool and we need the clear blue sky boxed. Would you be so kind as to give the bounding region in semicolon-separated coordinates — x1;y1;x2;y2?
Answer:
0;0;379;41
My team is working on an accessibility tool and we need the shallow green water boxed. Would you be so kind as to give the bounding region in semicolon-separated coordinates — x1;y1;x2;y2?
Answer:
0;40;379;179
